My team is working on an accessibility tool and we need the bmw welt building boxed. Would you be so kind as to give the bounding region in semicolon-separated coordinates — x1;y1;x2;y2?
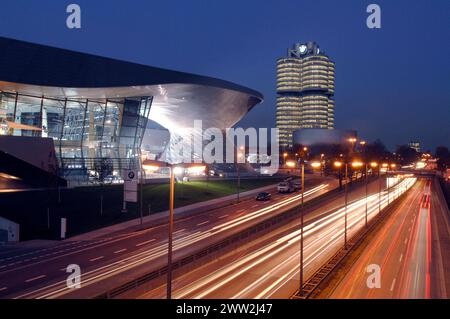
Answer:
0;37;263;187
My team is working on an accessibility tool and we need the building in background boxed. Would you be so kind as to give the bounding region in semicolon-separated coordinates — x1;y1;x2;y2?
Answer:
276;42;335;149
293;128;356;148
0;37;263;187
408;141;421;153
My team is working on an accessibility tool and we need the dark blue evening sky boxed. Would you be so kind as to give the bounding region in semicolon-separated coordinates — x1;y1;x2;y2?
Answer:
0;0;448;151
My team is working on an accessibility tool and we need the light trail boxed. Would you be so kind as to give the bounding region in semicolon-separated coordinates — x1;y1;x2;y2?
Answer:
163;178;417;299
13;183;330;299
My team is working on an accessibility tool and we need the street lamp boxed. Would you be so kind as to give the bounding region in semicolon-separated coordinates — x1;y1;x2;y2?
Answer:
369;162;380;215
334;160;343;190
142;159;205;299
283;152;288;166
348;137;357;154
335;160;363;250
237;148;244;203
286;160;296;168
390;164;397;200
298;158;305;296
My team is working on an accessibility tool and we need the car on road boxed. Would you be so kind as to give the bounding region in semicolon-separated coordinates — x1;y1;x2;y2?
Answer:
277;181;295;193
255;192;271;201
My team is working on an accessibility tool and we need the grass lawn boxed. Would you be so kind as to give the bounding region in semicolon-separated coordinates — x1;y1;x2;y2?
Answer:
0;177;283;240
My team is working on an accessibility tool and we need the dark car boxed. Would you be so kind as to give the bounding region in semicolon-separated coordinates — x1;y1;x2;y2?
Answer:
256;192;271;201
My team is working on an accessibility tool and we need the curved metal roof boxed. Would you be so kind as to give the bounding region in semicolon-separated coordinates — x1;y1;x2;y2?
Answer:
0;36;263;101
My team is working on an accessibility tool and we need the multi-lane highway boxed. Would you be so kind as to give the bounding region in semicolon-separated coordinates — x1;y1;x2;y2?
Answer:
330;178;449;298
139;177;416;299
0;175;335;299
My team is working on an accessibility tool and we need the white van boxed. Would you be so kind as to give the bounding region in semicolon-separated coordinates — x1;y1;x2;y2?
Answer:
277;181;294;193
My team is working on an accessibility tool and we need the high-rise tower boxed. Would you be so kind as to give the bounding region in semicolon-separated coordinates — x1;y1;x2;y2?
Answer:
276;42;335;149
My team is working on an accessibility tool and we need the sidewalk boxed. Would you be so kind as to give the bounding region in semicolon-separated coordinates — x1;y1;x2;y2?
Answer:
67;183;278;241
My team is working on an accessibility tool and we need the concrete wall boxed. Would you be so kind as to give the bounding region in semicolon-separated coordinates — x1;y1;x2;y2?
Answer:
0;136;58;173
0;216;20;242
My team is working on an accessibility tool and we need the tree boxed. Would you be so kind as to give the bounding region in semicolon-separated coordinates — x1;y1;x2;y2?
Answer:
435;146;450;171
364;139;391;162
395;144;420;166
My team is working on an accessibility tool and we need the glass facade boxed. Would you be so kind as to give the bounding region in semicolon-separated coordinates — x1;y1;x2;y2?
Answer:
276;42;335;149
0;91;152;184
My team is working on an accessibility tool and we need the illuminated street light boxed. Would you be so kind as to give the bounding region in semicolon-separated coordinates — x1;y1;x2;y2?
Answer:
351;161;363;168
283;152;288;166
142;160;205;300
334;160;349;249
310;161;321;168
286;160;296;168
236;151;245;203
298;159;305;297
173;166;184;175
370;162;378;168
142;164;160;172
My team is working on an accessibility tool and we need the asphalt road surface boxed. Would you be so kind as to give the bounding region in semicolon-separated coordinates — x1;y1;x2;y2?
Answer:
330;178;449;299
139;177;416;299
0;175;335;298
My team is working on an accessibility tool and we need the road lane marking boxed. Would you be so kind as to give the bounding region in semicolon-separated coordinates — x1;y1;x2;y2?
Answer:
114;249;127;254
136;239;156;247
390;278;397;291
25;275;47;283
251;204;259;208
404;238;408;244
218;214;229;219
399;254;403;262
0;287;7;292
8;182;347;299
89;256;104;262
173;229;185;235
196;221;209;226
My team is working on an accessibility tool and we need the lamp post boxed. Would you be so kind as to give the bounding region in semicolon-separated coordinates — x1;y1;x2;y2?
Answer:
365;163;368;228
351;161;363;232
335;160;363;250
296;160;321;295
348;137;357;155
382;163;389;208
167;166;175;299
334;161;347;248
344;162;349;249
364;162;378;227
390;163;397;201
237;147;244;203
142;160;205;299
299;159;305;296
